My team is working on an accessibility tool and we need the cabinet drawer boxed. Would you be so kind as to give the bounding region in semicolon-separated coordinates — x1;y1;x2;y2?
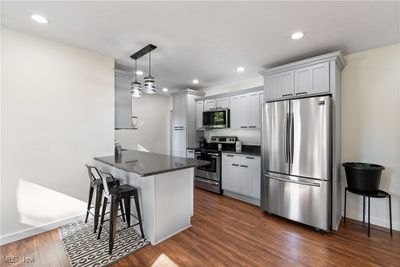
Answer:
222;153;240;164
240;156;260;168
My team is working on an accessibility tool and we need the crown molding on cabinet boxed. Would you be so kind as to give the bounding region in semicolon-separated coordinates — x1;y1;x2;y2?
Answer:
195;86;264;102
171;89;205;97
259;50;346;76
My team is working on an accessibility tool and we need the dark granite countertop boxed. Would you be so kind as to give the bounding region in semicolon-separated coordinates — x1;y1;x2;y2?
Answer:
94;150;210;177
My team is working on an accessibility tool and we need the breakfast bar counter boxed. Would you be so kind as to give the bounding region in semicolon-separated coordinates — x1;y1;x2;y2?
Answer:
94;150;209;245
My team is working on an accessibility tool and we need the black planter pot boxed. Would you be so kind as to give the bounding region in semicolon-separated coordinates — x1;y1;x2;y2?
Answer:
343;162;385;193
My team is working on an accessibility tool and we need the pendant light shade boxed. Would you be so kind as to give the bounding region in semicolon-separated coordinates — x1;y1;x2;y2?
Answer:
131;59;142;98
131;81;142;98
144;75;156;94
144;51;156;94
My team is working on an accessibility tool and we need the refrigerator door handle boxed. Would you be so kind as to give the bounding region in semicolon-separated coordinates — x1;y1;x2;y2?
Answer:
266;174;321;187
284;113;289;163
289;112;294;164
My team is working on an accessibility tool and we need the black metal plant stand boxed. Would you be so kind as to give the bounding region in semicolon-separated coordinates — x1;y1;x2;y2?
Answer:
344;187;392;237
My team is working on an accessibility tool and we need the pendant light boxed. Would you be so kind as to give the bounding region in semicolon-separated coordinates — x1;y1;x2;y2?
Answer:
143;51;156;94
131;59;142;98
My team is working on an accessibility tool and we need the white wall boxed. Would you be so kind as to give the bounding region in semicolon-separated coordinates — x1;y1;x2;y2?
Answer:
0;27;115;243
342;43;400;230
115;94;172;155
201;76;263;145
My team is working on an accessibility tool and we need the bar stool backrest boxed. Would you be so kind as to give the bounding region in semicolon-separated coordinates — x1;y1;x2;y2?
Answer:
85;164;101;183
99;171;112;197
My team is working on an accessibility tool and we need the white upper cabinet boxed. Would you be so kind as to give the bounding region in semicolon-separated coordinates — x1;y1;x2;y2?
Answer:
195;100;203;129
295;62;329;96
216;97;230;109
204;99;216;111
260;52;344;101
248;92;263;129
173;94;186;128
231;91;263;129
230;94;249;129
264;70;294;101
230;95;241;129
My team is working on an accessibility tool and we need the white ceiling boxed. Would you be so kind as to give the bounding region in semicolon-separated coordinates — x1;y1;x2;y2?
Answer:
1;1;399;93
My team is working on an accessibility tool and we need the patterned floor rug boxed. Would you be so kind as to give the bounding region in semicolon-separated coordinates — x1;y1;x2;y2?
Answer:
59;218;150;267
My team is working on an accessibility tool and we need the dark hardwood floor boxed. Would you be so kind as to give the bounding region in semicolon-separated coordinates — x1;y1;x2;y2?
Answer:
1;189;399;267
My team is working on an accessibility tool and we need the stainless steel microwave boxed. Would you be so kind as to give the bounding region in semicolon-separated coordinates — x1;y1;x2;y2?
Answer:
203;109;230;129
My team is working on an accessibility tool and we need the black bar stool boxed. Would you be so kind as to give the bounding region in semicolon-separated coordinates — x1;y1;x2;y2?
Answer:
85;165;125;233
344;187;392;237
97;171;144;255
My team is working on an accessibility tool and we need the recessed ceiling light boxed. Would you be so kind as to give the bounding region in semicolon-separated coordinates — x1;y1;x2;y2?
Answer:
31;14;48;24
192;79;199;84
236;66;245;73
162;88;168;92
291;32;304;40
136;70;143;76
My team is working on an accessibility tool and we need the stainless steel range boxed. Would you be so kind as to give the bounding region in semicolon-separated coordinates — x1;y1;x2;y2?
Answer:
194;136;237;194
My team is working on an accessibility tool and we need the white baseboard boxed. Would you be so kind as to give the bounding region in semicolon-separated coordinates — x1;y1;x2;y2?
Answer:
344;211;400;231
223;191;260;206
0;213;85;246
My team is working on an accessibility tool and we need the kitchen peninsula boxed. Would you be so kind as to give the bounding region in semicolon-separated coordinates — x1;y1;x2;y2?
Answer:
94;150;209;245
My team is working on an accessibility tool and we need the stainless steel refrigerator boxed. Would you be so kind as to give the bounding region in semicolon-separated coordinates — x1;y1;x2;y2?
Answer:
261;96;331;231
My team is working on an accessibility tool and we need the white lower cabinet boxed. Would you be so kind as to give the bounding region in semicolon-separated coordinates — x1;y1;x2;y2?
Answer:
222;153;261;202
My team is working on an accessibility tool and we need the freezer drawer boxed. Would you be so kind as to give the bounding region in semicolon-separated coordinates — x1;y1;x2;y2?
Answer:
262;172;331;231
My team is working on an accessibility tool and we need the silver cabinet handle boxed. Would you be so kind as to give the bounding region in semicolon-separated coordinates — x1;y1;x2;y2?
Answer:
296;92;307;95
246;157;254;159
249;126;257;128
207;153;219;156
240;165;248;168
226;155;234;157
240;126;248;128
232;163;239;166
282;94;293;97
266;175;320;187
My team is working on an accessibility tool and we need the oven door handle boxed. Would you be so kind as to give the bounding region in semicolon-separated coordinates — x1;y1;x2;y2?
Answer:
195;177;219;186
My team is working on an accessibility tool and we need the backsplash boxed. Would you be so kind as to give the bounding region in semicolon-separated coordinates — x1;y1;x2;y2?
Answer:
203;129;261;145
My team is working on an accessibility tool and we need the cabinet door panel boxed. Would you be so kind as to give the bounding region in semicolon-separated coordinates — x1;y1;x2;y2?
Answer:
216;97;230;109
222;154;241;192
295;68;311;95
264;75;280;101
249;92;261;129
196;101;203;129
239;94;250;129
250;167;261;199
279;70;295;97
311;62;330;94
204;99;216;111
240;166;252;196
230;95;241;129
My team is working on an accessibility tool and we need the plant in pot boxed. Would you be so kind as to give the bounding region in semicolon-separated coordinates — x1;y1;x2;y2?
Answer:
342;162;385;193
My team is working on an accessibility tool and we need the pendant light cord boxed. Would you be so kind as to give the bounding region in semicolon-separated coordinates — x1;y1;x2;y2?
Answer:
134;59;138;82
149;52;151;76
